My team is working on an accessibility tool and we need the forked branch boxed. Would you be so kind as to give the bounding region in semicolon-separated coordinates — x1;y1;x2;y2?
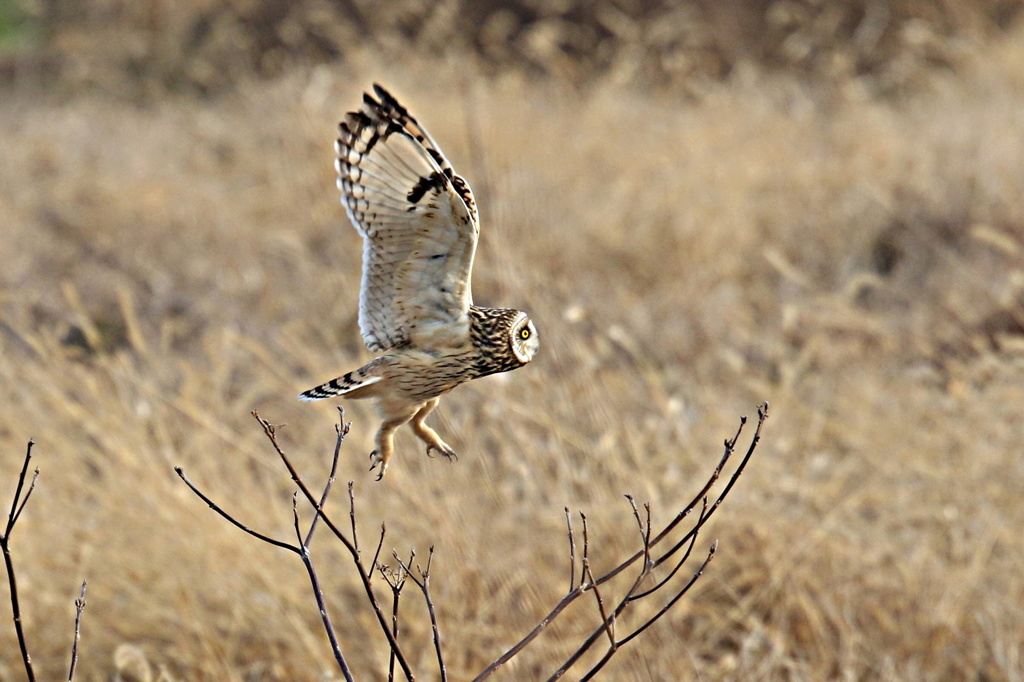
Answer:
2;440;39;682
177;401;767;681
394;547;448;682
473;401;769;681
176;409;365;682
3;441;92;682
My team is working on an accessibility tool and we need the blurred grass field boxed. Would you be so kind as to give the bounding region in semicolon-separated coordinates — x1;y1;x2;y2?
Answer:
2;2;1024;680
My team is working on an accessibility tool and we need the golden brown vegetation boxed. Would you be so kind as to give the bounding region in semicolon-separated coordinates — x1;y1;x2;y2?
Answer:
2;2;1024;680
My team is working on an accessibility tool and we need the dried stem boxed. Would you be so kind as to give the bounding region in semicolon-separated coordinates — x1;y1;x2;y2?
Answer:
395;547;448;682
178;401;766;682
619;542;717;648
2;440;39;682
475;402;769;681
470;585;588;682
293;496;354;682
177;410;378;682
67;581;88;682
583;556;615;649
348;481;359;554
249;410;416;681
565;506;576;592
371;523;387;582
175;467;299;554
631;498;708;601
305;407;349;548
378;561;407;682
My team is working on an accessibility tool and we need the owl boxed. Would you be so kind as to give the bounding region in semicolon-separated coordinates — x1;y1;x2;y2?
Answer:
300;84;540;480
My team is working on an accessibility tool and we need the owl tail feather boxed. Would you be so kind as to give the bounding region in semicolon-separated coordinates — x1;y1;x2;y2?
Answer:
298;373;382;401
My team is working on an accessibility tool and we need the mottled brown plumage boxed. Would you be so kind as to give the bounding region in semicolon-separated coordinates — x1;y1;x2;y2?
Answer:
300;85;539;479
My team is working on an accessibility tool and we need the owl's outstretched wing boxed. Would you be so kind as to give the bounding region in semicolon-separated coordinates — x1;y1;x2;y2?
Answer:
337;84;479;353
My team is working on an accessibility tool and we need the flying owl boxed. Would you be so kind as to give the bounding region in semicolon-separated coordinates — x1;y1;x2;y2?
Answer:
299;84;540;479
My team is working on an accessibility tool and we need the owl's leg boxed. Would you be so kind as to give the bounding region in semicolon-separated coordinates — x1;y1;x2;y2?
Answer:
370;411;415;481
410;398;458;462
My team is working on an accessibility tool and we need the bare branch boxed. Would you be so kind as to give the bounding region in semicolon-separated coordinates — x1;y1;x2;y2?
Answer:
470;584;587;682
5;441;34;537
624;494;644;544
643;504;652;559
370;522;386;581
378;561;407;682
174;467;299;554
422;548;447;682
583;556;614;650
577;510;615;646
617;542;718;649
477;404;768;680
2;440;39;682
305;408;349;549
67;581;87;682
293;495;355;682
632;497;708;601
564;507;576;593
624;495;653;580
250;411;416;681
580;512;590;578
593;402;768;589
395;547;448;682
9;469;39;536
347;481;359;554
639;403;767;579
180;403;764;682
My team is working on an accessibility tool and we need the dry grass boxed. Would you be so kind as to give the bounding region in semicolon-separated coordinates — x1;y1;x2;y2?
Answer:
2;27;1024;682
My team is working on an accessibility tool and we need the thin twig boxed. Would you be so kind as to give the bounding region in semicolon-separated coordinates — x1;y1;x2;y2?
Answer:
633;497;708;600
641;403;767;576
175;467;299;554
5;441;34;537
564;507;576;592
177;421;361;681
475;404;768;681
577;544;719;682
67;581;87;682
594;403;767;589
293;496;355;682
9;469;39;535
394;547;448;682
580;512;590;581
583;557;615;649
470;585;588;682
2;441;39;682
347;481;359;554
370;522;387;582
625;495;644;544
618;542;718;647
624;495;653;579
251;411;416;681
379;563;407;682
422;549;447;682
305;408;348;548
643;504;652;565
551;495;713;680
577;511;614;646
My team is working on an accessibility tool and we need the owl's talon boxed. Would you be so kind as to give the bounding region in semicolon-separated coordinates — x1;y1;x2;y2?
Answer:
426;444;458;462
301;88;540;481
369;450;387;480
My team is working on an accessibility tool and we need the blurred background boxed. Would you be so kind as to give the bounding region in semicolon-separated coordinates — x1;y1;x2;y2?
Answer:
2;1;1024;680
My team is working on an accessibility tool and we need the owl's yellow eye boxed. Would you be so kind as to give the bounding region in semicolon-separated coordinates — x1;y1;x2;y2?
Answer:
520;328;531;340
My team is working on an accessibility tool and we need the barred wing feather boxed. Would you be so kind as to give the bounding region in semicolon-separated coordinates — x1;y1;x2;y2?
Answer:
336;84;479;352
